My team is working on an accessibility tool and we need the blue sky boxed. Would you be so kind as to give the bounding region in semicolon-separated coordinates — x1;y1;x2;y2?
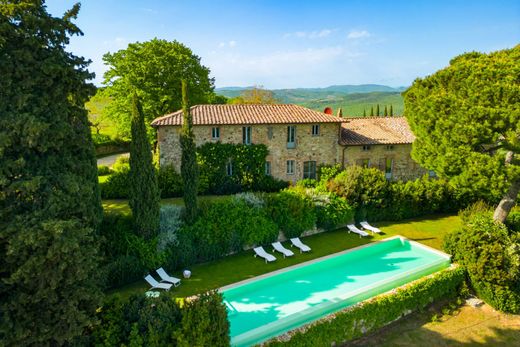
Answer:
46;0;519;89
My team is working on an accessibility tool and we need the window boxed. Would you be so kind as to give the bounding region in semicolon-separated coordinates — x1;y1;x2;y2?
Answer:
386;145;394;151
267;126;274;140
362;145;371;151
287;125;296;149
211;127;220;140
242;126;252;145
226;161;233;176
385;158;393;179
311;124;320;136
286;160;295;175
265;161;271;176
303;161;317;179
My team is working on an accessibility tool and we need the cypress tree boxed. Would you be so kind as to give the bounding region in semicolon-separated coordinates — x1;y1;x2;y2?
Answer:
370;106;374;117
384;105;388;117
376;104;380;116
180;80;199;223
390;104;394;116
129;93;160;239
363;109;366;117
0;2;102;344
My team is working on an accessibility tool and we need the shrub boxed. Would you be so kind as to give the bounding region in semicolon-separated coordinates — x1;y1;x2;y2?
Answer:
158;165;183;198
99;169;130;199
444;213;520;313
506;210;520;232
296;178;318;188
266;266;466;346
314;193;355;230
265;190;316;238
91;291;229;346
158;205;184;252
103;255;145;289
112;155;130;172
98;165;111;176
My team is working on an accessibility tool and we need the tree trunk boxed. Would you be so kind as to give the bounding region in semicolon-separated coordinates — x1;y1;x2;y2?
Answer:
493;151;518;223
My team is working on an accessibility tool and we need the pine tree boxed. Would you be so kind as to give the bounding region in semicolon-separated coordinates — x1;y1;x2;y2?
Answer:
363;109;366;117
376;104;380;116
129;93;160;239
0;2;102;344
370;106;374;117
180;80;199;223
390;104;394;117
384;105;388;117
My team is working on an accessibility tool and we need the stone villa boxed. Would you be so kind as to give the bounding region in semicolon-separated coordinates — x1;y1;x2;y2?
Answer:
151;104;426;183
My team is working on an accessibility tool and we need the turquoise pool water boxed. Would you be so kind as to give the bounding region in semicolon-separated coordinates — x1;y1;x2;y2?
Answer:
220;236;451;347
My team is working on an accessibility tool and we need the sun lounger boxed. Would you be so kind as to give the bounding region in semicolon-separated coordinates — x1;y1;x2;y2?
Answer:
253;246;277;263
272;242;294;258
290;237;311;253
347;224;370;237
144;274;172;291
360;221;381;234
156;267;181;287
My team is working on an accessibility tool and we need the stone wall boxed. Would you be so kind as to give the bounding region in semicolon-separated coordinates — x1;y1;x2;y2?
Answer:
340;143;427;180
157;123;341;183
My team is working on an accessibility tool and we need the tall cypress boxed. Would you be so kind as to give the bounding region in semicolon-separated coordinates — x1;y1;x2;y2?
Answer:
370;106;374;117
363;109;366;117
390;104;394;117
180;80;199;223
384;105;388;117
0;2;102;344
376;104;380;116
129;93;160;239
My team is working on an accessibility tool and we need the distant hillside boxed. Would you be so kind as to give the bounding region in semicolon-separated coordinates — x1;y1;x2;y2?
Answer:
216;84;406;117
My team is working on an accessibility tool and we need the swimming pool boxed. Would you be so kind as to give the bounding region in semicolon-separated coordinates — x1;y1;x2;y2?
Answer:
220;236;451;347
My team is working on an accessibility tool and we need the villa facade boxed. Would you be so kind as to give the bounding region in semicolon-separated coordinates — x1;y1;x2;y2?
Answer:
151;104;426;183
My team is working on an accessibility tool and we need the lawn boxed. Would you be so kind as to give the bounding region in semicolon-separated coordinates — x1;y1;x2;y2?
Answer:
108;213;460;300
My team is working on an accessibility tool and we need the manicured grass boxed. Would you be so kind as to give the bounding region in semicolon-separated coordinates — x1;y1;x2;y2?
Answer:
108;213;460;300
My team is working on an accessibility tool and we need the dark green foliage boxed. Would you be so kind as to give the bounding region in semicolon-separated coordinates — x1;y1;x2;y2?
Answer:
403;46;520;221
102;38;215;139
506;211;520;232
444;213;520;313
266;266;466;346
363;109;366;117
315;193;355;230
390;104;393;116
100;169;130;199
370;106;374;117
180;80;199;224
98;165;112;176
384;105;388;116
91;291;229;346
265;190;317;238
129;94;160;239
167;198;279;269
158;165;183;197
376;104;380;116
0;2;103;344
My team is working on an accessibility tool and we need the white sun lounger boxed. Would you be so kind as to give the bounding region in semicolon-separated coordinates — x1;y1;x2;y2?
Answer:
272;242;294;258
347;224;370;237
253;246;277;263
156;267;181;287
144;274;172;291
290;237;311;253
360;221;382;234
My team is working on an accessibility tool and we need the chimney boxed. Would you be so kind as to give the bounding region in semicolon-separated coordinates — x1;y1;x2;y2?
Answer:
324;107;333;115
337;108;343;117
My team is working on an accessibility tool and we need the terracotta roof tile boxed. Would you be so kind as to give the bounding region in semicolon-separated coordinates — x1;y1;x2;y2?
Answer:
340;117;415;145
151;104;345;127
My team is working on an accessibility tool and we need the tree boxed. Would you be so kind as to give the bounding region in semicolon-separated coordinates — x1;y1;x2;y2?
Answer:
376;104;380;116
370;106;374;117
363;109;366;117
180;80;199;223
231;85;279;104
102;39;215;139
384;105;388;117
0;2;103;344
129;93;160;239
390;104;394;117
404;46;520;223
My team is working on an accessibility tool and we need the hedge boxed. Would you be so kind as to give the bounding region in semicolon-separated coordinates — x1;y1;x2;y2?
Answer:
266;266;466;346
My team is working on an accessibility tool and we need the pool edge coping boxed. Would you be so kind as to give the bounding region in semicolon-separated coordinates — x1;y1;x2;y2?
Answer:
218;235;451;293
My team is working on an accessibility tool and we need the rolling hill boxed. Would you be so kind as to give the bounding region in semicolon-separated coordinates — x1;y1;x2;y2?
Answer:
216;84;407;117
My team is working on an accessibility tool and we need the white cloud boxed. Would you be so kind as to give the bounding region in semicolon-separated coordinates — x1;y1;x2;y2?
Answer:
218;40;237;48
347;30;371;39
228;40;237;48
284;29;334;39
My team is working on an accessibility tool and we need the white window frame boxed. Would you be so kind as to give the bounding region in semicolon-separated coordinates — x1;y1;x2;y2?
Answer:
242;126;252;145
311;124;320;136
287;125;296;149
211;127;220;140
286;160;295;175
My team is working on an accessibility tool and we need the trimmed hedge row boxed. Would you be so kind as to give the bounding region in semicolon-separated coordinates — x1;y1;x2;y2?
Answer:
266;266;466;346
